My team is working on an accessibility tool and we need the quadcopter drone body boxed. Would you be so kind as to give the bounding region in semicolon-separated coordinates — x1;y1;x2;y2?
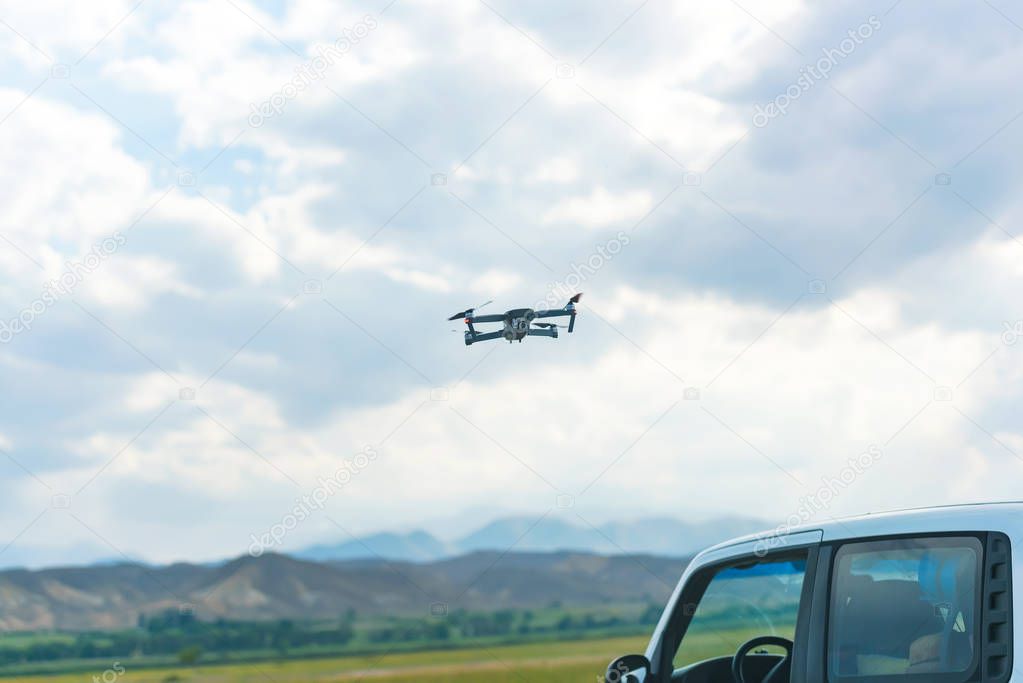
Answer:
448;294;582;346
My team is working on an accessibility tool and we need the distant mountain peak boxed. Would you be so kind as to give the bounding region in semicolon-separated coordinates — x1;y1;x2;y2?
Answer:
296;530;452;563
295;515;768;564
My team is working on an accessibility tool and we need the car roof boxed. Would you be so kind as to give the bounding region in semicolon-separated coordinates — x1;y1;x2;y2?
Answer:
701;502;1023;557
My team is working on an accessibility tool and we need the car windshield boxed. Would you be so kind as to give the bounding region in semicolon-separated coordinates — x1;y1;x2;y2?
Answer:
674;554;807;670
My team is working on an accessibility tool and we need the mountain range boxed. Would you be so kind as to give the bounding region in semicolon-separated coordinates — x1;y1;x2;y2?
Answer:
296;515;767;563
0;551;688;632
0;516;768;631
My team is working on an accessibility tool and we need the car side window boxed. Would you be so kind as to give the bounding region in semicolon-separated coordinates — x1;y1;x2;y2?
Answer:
673;554;808;670
828;536;982;681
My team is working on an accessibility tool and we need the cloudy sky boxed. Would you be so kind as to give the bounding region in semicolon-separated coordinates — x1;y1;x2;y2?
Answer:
1;0;1022;566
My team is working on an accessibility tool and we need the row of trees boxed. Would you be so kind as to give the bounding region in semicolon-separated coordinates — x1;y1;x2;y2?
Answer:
0;604;662;667
0;612;355;665
362;605;661;644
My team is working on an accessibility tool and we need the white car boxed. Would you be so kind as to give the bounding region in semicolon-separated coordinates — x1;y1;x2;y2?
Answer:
608;503;1015;683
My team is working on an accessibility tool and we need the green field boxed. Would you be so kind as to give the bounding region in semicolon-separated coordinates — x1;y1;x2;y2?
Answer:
0;603;660;678
0;612;786;681
2;636;648;682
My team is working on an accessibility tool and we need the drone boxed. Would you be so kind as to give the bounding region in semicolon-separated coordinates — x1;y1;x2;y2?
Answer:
448;293;583;346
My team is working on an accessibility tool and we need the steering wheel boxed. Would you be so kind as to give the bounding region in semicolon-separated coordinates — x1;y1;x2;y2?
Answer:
731;636;794;683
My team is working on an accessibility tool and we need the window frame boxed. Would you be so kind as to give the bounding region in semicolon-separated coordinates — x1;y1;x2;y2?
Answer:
821;532;991;683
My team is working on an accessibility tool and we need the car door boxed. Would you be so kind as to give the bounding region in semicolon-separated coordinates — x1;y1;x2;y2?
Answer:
645;530;823;683
803;532;1013;683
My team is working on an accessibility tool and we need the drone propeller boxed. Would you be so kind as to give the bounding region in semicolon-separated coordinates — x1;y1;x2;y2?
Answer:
533;322;568;329
569;292;583;304
447;299;493;321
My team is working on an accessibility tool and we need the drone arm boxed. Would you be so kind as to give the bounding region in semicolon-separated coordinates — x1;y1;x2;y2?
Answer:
467;314;506;323
465;330;504;346
535;294;581;321
527;327;558;339
532;309;571;319
534;307;577;333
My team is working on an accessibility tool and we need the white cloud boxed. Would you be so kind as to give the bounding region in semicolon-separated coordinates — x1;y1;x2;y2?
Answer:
470;269;522;297
0;0;141;66
144;185;374;283
528;156;579;184
258;136;347;176
542;186;653;229
234;159;256;175
0;88;150;278
78;256;203;311
382;267;452;293
100;1;421;151
144;183;460;292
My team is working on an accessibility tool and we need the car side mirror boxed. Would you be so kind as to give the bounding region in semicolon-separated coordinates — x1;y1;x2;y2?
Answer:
606;653;652;682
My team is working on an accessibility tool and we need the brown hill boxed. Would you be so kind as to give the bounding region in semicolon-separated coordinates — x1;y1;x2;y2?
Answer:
0;551;687;631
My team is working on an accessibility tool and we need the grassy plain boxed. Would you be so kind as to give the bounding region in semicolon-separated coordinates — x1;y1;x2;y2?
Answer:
3;635;648;682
